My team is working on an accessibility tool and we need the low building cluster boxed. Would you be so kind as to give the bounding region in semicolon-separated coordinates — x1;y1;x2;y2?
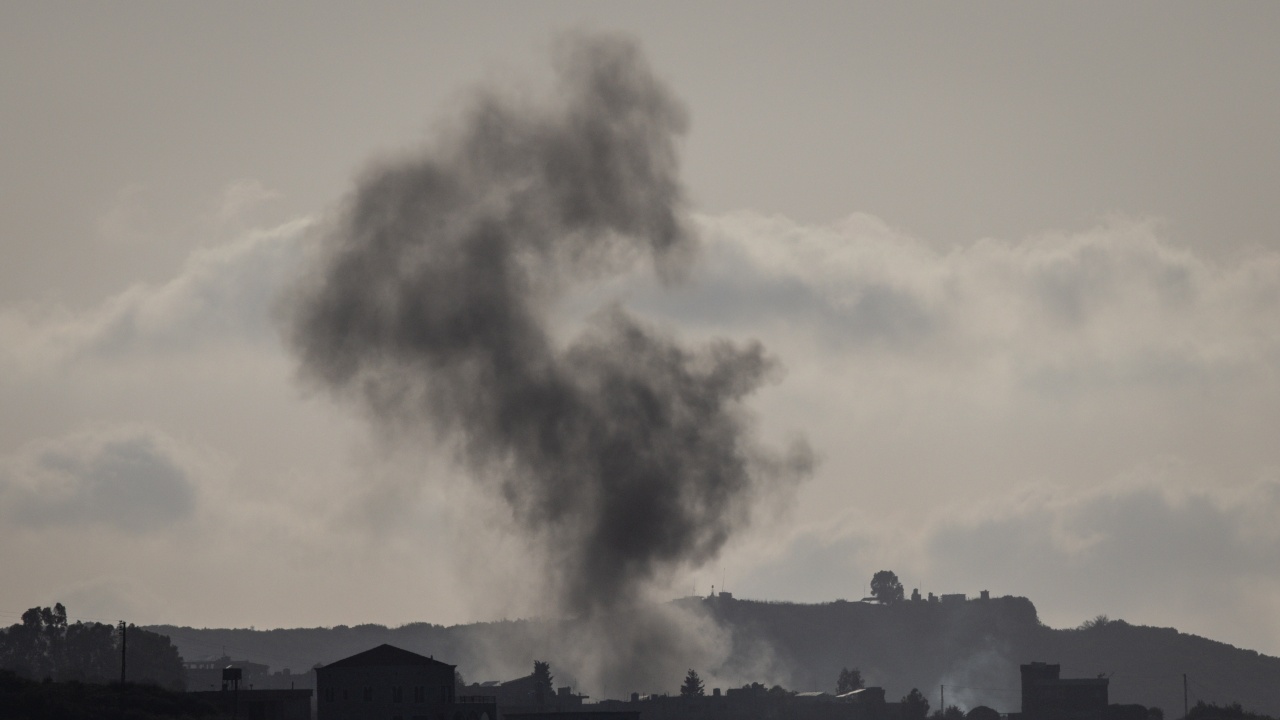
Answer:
186;644;1145;720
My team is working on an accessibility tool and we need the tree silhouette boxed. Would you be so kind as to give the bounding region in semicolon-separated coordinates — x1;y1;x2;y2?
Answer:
870;570;904;604
532;660;553;705
681;669;705;698
0;604;182;688
901;688;930;720
125;625;185;690
768;684;795;698
931;705;965;720
837;667;864;694
1079;615;1110;630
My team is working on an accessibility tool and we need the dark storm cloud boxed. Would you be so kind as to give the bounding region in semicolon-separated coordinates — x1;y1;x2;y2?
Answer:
288;32;810;616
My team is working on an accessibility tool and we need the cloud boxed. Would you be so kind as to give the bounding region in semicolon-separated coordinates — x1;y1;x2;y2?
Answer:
0;215;312;371
920;473;1280;650
0;202;511;630
677;212;1280;372
0;427;199;533
618;210;1280;519
214;178;282;224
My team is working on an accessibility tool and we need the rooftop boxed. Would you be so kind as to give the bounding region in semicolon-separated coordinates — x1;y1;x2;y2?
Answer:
322;644;454;670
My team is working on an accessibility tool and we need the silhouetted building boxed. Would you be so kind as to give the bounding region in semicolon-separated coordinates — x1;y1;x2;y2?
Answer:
967;706;1000;720
316;644;497;720
1020;662;1108;720
460;676;587;712
190;689;312;720
603;683;891;720
186;653;268;686
185;656;313;692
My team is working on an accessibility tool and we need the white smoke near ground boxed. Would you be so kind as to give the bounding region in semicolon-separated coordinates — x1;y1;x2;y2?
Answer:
936;638;1021;712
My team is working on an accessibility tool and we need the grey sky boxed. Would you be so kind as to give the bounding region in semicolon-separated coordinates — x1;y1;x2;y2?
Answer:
3;2;1280;662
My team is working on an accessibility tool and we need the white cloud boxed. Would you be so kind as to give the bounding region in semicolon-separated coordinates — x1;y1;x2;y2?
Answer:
680;211;1280;375
619;212;1280;504
0;215;313;378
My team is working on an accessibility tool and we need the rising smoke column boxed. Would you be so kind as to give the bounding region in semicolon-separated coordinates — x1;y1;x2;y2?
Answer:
289;33;809;619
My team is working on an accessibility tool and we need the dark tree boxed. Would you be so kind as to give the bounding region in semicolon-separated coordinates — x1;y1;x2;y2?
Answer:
870;570;905;604
681;669;705;698
125;625;185;690
61;621;117;683
930;705;965;720
901;688;930;720
1;605;76;681
768;684;795;698
837;667;865;694
0;606;183;689
1186;701;1275;720
532;660;553;705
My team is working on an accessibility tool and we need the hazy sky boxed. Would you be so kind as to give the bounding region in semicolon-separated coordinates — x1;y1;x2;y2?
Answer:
3;2;1280;661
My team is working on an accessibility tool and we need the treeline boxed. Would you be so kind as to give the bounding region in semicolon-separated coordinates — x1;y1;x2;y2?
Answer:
0;604;184;690
1188;701;1280;720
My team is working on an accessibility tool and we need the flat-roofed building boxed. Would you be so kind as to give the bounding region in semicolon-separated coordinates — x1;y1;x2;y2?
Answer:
1020;662;1108;720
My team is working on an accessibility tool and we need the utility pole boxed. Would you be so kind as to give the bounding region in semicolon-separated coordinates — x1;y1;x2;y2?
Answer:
941;685;945;712
118;621;127;685
1183;674;1188;720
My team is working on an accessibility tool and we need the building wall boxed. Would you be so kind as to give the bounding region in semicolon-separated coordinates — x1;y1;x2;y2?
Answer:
317;663;453;720
1020;662;1108;720
317;663;498;720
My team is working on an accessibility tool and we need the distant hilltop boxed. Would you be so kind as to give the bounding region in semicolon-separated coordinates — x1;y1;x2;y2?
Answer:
683;593;1278;717
149;593;1280;716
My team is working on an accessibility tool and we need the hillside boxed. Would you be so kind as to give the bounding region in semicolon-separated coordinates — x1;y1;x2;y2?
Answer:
692;596;1280;716
149;596;1280;715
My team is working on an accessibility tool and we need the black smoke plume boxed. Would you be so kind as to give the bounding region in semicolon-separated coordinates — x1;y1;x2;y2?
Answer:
289;33;809;622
